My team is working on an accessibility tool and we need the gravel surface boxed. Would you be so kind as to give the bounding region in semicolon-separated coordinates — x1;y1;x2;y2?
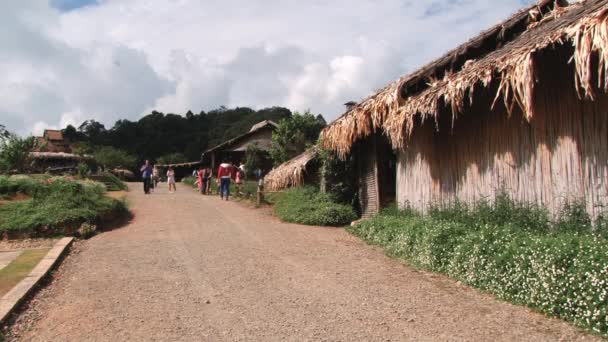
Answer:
4;183;599;341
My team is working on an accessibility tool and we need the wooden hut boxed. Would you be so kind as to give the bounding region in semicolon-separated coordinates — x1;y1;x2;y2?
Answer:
264;147;320;191
28;152;92;174
201;120;278;172
33;130;71;153
321;0;608;218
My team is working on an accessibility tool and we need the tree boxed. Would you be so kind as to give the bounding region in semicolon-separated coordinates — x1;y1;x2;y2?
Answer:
156;152;188;165
270;111;326;165
0;125;10;141
94;146;136;170
244;143;266;176
62;124;81;142
0;134;34;173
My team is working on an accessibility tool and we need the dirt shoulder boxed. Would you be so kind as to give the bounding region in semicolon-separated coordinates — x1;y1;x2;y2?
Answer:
5;183;599;341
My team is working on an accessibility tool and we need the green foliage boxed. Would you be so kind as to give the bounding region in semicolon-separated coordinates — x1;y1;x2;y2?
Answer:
348;198;608;335
0;175;42;196
0;124;9;141
156;152;187;165
65;107;294;166
244;143;265;177
182;176;196;187
77;163;89;178
274;187;357;226
77;222;97;239
317;149;357;205
94;146;136;170
0;135;34;174
93;172;127;191
0;177;127;236
270;111;325;166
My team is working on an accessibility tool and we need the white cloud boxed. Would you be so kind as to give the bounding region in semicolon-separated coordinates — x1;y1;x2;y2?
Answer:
1;0;535;135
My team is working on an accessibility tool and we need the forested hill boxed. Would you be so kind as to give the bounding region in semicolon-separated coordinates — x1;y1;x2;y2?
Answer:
62;106;301;162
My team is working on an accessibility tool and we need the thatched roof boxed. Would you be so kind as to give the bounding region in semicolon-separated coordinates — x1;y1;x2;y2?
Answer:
203;120;278;155
29;152;90;160
249;120;278;132
321;0;608;156
155;161;201;168
264;147;319;191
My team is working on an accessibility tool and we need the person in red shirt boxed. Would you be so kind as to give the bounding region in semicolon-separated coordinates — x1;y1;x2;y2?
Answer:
217;159;234;200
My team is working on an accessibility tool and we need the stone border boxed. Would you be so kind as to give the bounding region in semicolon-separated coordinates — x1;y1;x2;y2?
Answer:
0;237;74;324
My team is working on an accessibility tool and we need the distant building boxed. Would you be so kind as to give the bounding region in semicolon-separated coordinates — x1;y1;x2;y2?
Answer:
33;129;72;153
201;120;278;172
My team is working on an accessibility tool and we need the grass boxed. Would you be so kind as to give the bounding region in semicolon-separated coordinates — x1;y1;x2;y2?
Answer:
348;196;608;335
274;186;357;226
0;249;49;297
91;172;127;191
0;176;128;237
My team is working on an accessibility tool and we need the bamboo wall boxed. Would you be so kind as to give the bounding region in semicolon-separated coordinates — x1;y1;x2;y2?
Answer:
396;50;608;218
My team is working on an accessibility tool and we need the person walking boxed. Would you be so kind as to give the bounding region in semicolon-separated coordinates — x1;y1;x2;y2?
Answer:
140;160;153;194
202;167;211;195
235;167;243;196
167;167;177;193
152;165;160;188
217;159;234;201
196;166;204;194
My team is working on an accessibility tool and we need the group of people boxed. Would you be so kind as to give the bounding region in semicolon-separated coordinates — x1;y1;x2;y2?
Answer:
140;160;176;194
140;158;259;200
194;159;247;201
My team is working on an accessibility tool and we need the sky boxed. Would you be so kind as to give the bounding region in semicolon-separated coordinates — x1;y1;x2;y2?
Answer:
1;0;535;136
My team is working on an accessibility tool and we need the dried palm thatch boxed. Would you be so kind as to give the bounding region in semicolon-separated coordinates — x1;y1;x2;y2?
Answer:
321;0;608;156
29;152;91;160
264;148;319;191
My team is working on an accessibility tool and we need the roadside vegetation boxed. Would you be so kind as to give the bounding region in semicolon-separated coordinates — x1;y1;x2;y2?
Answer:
0;176;128;238
348;194;608;335
274;187;356;226
0;249;50;297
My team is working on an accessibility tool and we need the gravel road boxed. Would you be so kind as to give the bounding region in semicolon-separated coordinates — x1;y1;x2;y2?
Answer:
5;183;599;341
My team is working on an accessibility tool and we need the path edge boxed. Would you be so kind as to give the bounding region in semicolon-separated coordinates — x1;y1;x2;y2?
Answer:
0;237;74;325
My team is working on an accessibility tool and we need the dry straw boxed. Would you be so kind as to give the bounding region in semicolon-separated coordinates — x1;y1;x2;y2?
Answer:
321;0;608;156
264;148;318;191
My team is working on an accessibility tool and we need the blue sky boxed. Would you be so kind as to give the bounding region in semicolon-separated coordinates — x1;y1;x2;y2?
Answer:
50;0;98;11
2;0;535;135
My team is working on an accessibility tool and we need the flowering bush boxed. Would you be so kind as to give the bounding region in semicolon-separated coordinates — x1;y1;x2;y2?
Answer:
349;200;608;335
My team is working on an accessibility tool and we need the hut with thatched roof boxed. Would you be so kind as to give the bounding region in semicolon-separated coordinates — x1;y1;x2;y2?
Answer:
264;147;320;191
201;120;278;172
28;152;93;174
321;0;608;218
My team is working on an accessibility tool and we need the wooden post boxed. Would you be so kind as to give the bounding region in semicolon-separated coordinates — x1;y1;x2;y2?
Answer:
256;178;264;207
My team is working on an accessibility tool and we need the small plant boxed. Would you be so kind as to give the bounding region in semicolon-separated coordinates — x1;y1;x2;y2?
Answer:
182;176;196;187
77;222;97;239
77;163;90;178
274;186;356;226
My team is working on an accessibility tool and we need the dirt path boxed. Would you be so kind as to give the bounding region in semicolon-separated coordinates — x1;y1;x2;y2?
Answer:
6;183;599;341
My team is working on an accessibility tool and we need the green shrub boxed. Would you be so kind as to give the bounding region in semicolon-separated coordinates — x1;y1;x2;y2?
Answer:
274;187;356;226
182;176;196;187
0;178;127;236
0;175;44;196
349;200;608;335
93;172;127;191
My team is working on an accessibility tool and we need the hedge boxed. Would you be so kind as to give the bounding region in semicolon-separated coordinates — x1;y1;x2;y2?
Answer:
274;187;357;226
